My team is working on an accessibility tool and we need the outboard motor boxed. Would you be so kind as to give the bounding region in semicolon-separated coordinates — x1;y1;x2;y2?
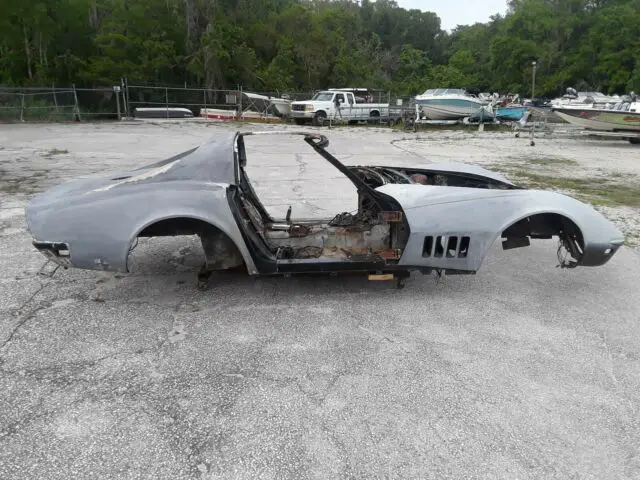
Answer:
565;87;578;98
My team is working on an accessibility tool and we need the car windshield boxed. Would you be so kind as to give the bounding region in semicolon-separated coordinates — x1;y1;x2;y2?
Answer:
312;92;334;101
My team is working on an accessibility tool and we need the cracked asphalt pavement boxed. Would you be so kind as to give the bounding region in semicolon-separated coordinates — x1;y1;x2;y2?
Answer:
1;121;640;479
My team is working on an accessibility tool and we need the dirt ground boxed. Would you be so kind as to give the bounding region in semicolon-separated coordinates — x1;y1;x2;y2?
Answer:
1;120;639;480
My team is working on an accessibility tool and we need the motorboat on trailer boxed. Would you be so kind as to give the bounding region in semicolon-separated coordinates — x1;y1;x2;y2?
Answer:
550;88;620;109
489;93;529;122
551;96;640;139
415;88;491;121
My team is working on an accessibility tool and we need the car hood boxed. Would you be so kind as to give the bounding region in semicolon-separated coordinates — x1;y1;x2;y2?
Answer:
375;184;522;209
410;163;515;186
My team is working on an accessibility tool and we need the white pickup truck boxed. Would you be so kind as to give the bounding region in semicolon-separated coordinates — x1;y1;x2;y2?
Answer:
290;90;391;125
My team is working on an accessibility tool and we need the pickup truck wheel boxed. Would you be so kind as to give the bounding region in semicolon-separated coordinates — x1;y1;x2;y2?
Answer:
313;111;327;126
368;110;380;124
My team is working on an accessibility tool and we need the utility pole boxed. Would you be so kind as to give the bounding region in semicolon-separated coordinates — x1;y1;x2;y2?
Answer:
532;61;537;100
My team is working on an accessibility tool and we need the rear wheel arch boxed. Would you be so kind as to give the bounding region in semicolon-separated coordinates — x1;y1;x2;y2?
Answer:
126;216;247;273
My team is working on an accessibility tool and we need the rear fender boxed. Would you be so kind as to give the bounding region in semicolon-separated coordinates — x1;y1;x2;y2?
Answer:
125;213;257;274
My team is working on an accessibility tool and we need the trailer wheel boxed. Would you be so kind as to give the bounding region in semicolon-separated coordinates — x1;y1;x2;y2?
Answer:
629;137;640;145
294;118;306;126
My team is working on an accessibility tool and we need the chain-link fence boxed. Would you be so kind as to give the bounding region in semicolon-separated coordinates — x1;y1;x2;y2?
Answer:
0;85;125;122
0;87;78;121
0;81;415;127
125;83;318;120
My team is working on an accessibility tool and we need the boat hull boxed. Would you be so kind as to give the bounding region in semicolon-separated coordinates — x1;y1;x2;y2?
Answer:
200;108;236;120
270;99;291;116
495;106;528;121
134;107;194;119
468;105;496;122
552;108;640;132
417;99;486;120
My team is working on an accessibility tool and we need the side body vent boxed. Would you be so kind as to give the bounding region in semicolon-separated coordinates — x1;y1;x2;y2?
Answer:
422;235;471;258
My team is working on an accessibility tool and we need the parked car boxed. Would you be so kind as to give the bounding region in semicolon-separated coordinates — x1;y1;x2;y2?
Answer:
25;131;624;289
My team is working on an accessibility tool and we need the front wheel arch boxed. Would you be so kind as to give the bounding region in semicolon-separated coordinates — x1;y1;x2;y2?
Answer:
499;212;585;263
127;216;247;273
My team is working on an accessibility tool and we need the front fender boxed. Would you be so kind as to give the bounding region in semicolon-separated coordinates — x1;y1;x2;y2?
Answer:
385;187;623;271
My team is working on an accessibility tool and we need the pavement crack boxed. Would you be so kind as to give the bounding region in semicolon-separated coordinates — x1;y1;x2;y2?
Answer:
0;396;48;439
0;282;50;352
315;370;346;405
389;138;424;158
355;318;414;354
600;331;619;385
294;153;307;175
290;153;330;216
319;419;354;478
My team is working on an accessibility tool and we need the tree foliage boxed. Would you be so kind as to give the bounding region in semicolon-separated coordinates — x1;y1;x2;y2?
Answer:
1;0;638;96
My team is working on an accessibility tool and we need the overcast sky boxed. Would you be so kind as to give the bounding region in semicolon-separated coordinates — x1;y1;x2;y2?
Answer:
395;0;509;31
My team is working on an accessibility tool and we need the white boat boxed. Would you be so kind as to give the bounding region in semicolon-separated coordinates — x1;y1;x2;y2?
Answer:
550;88;619;109
240;91;291;117
134;107;194;119
269;97;292;116
551;97;640;133
199;107;282;122
415;88;490;120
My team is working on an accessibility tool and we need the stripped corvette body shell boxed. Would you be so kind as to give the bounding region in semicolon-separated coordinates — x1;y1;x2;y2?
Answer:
25;131;625;283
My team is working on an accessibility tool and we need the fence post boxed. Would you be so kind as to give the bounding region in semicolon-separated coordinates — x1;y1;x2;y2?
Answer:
203;88;207;118
72;84;81;121
120;77;126;117
114;86;121;120
165;87;169;118
52;83;59;113
238;85;242;121
20;93;25;122
123;77;130;117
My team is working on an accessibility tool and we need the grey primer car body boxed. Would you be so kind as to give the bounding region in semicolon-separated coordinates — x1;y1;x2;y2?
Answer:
26;131;624;288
